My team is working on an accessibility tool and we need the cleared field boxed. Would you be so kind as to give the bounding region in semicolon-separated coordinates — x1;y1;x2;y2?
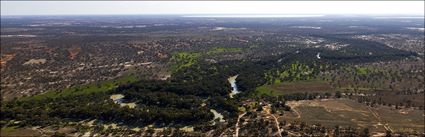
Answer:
283;99;424;133
0;127;40;137
256;80;333;96
377;108;424;133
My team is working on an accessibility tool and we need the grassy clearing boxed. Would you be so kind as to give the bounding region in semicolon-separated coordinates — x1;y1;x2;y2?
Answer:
284;99;424;132
356;67;369;75
20;75;138;101
256;80;333;96
284;99;381;130
297;106;360;127
256;85;283;96
377;108;424;132
170;52;200;72
169;48;242;72
264;62;326;85
238;106;247;112
341;66;375;76
207;47;242;55
0;127;40;137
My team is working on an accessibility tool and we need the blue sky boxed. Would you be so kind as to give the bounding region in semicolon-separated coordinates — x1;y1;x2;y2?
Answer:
1;1;424;16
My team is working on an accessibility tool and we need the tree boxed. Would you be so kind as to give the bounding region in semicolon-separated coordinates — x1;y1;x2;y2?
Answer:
335;91;342;98
334;126;340;137
385;130;392;137
281;131;288;136
361;128;369;137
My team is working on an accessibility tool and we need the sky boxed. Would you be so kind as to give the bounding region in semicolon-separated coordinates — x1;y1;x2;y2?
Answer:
1;1;424;16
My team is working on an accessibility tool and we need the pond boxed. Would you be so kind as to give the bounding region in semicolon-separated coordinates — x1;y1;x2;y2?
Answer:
228;75;240;98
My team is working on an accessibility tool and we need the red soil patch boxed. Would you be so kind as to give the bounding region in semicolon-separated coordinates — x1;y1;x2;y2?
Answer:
67;47;81;60
1;53;16;70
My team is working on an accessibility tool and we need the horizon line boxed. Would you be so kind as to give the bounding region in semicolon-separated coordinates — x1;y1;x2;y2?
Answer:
1;13;424;17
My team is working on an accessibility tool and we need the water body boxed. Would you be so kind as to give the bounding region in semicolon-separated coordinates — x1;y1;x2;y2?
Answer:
228;75;240;98
210;109;225;125
110;94;124;104
110;94;137;108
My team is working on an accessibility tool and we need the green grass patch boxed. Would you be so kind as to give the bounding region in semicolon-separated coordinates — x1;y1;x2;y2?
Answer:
170;52;201;72
169;48;242;72
249;44;260;49
206;47;242;55
355;67;369;75
264;62;322;84
1;126;17;133
256;80;332;96
1;126;39;137
20;75;138;101
255;85;284;96
238;106;247;112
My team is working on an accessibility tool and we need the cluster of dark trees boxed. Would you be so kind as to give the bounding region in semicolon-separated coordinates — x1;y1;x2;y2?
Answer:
1;90;213;128
317;35;416;60
240;118;275;136
351;92;424;110
1;51;274;130
1;53;273;129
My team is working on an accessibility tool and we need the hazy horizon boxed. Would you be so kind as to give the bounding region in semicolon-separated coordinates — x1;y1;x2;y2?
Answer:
1;1;424;16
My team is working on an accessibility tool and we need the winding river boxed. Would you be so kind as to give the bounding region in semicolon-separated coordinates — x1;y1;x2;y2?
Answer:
228;75;240;98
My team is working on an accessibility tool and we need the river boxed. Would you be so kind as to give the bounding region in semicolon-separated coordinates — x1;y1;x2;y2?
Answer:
228;75;240;98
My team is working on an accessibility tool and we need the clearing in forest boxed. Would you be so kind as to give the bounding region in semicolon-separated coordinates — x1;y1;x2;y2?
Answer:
284;99;424;133
256;80;333;96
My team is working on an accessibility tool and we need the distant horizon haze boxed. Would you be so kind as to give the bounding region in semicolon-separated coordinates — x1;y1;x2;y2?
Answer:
1;1;424;16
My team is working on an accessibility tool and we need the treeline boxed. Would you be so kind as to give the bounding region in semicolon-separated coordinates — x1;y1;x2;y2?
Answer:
1;88;213;128
317;35;416;60
348;91;425;110
114;80;240;118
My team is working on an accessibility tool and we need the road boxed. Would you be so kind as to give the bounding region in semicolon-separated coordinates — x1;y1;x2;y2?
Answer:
264;105;283;137
367;106;392;132
234;112;247;137
292;108;301;119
